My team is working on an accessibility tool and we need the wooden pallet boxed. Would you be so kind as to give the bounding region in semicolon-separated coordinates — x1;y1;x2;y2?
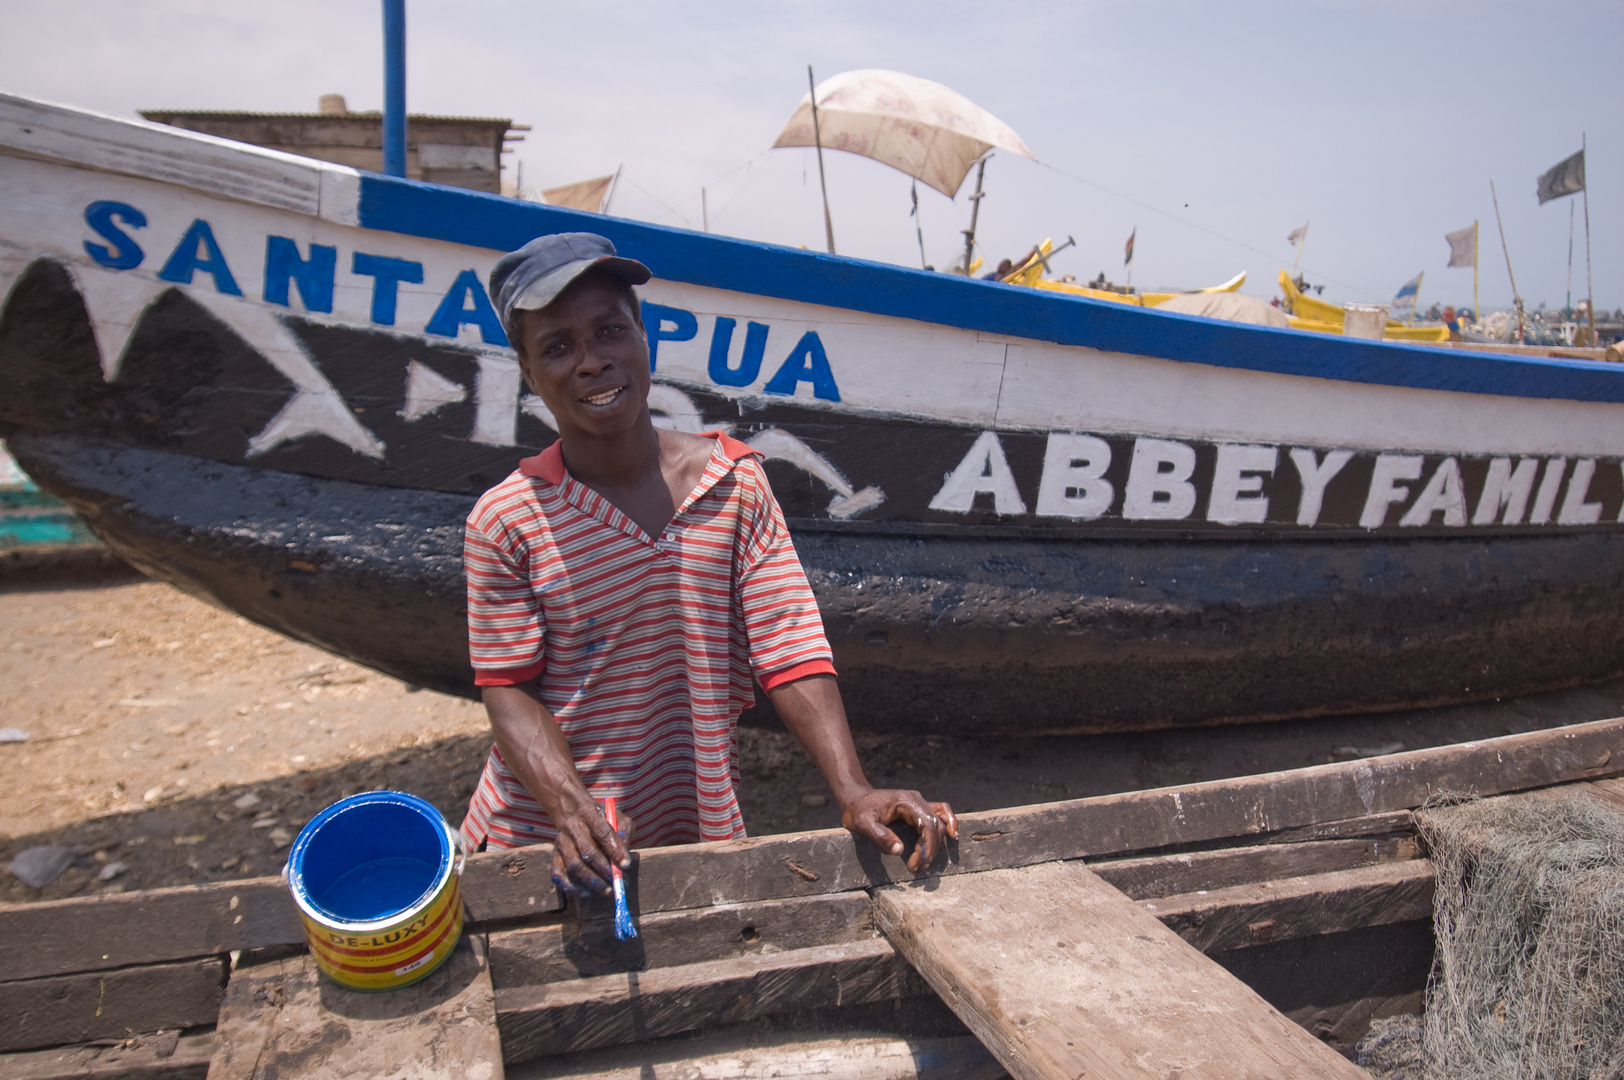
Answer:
3;719;1622;1079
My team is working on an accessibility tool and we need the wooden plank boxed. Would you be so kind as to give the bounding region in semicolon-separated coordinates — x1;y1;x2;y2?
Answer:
494;939;926;1063
1090;835;1419;900
7;719;1618;983
870;862;1370;1080
1143;860;1436;953
1243;809;1415;845
207;935;502;1080
0;879;299;984
0;1032;215;1080
508;1030;1002;1080
488;891;874;987
0;959;225;1055
552;718;1619;918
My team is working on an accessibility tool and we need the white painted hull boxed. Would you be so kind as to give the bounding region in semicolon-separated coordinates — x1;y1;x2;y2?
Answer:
5;92;1624;731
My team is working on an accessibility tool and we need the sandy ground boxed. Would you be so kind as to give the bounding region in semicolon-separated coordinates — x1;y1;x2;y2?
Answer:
7;572;1624;905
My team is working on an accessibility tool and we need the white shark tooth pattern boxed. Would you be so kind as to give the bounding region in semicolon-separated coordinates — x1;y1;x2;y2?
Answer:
0;246;33;317
400;359;468;422
745;426;885;519
66;263;172;381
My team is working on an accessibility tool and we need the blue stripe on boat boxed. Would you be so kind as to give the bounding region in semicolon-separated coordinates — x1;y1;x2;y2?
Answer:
355;175;1624;405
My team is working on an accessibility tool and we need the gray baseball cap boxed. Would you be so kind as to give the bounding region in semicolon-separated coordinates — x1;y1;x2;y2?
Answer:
488;233;651;329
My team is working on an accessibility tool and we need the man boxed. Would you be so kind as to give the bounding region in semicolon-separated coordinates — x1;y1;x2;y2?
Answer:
461;232;956;896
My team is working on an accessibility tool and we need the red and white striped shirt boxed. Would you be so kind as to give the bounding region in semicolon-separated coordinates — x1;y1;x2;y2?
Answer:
459;431;835;850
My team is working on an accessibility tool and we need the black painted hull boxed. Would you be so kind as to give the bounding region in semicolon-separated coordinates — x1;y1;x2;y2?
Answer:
12;430;1624;734
7;92;1624;734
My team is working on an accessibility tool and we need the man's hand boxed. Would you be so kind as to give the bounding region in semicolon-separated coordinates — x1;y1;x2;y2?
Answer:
548;797;631;898
767;673;958;875
842;789;958;873
482;682;632;898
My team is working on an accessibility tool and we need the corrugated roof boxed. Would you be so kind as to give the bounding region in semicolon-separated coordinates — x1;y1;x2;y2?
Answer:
139;109;519;127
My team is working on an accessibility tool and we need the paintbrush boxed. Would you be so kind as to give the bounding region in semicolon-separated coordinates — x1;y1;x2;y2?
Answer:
602;796;637;940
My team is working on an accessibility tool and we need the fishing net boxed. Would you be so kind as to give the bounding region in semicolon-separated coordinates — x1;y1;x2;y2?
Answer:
1354;1013;1425;1079
1415;791;1624;1079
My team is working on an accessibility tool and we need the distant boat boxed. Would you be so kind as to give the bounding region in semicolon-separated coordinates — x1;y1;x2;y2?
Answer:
5;91;1624;734
1;441;102;552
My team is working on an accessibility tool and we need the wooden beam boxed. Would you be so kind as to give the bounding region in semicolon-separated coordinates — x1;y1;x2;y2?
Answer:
0;879;297;983
1143;859;1436;953
522;717;1619;918
1091;835;1419;900
6;719;1617;983
0;1031;215;1080
522;1029;1003;1080
489;891;874;987
870;861;1370;1080
0;958;225;1055
494;939;926;1063
207;935;502;1080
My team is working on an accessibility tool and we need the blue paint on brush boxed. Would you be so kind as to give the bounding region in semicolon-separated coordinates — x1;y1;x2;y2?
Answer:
603;796;637;941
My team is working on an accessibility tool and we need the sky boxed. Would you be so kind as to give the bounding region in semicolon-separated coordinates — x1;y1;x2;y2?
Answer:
2;0;1618;314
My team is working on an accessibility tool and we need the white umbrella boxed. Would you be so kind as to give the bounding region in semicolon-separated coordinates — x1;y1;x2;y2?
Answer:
771;69;1033;198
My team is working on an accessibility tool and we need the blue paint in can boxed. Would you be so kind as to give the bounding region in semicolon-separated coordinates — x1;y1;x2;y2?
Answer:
288;791;451;923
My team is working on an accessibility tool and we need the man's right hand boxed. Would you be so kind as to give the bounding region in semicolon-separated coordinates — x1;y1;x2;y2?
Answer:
550;796;631;898
482;684;633;898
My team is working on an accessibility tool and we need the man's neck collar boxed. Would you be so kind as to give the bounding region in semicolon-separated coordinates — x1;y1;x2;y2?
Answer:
519;430;759;485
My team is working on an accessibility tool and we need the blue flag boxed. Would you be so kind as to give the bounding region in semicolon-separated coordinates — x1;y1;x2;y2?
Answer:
1391;272;1423;322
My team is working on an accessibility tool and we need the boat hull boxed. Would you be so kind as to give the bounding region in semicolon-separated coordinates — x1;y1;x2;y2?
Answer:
14;428;1624;734
6;92;1624;733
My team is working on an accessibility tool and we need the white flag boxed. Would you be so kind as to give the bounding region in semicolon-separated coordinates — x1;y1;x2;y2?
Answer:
1286;223;1308;246
1445;223;1477;268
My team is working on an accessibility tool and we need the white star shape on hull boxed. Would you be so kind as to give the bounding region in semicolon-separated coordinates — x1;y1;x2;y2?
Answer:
187;291;385;461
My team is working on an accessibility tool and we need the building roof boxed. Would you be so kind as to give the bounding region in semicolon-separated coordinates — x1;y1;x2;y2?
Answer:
139;109;524;131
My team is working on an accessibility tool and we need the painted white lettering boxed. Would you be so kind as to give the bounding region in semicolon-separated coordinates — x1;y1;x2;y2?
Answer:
1399;457;1468;527
1557;458;1603;525
1123;439;1197;520
1529;458;1568;525
471;353;521;447
1288;448;1353;527
1207;444;1277;525
1359;455;1424;529
1472;457;1538;525
1034;433;1113;520
928;431;1027;515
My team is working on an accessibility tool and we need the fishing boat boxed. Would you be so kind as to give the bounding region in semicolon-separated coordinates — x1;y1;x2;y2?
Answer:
2;718;1621;1077
6;91;1624;735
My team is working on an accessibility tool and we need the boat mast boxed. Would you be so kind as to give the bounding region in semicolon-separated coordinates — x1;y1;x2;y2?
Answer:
1490;181;1526;344
807;65;836;255
1473;220;1480;321
1582;132;1595;345
961;155;988;276
382;0;407;178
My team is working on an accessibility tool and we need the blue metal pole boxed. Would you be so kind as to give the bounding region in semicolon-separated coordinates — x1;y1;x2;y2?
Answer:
382;0;407;177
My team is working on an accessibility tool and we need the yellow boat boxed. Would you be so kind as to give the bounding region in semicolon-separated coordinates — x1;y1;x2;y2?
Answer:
1278;271;1448;342
1002;238;1246;306
998;241;1447;343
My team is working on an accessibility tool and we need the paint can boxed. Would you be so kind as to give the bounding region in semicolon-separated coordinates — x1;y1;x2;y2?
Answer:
284;791;466;991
